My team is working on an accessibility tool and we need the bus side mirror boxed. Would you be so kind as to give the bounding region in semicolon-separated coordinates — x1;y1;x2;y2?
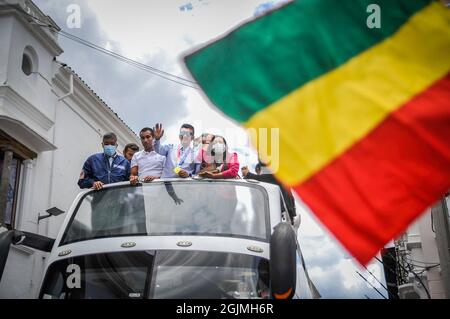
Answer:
0;230;24;282
270;222;297;299
0;230;54;282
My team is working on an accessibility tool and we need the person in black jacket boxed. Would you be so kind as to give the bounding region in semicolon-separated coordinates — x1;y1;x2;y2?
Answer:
241;160;296;221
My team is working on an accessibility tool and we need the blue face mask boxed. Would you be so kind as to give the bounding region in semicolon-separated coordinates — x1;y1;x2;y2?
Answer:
103;145;116;157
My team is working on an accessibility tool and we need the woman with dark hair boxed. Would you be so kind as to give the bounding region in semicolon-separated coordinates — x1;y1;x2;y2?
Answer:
198;135;240;179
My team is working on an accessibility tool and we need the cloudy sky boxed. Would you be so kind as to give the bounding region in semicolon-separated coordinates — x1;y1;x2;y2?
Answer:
33;0;389;299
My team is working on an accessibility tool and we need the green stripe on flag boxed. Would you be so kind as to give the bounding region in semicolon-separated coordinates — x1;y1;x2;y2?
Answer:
185;0;431;123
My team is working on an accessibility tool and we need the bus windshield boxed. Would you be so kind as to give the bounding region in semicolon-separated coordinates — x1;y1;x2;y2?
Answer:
40;251;270;299
61;181;270;245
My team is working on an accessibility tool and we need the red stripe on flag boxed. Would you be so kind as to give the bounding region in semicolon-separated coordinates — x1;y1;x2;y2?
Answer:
295;72;450;265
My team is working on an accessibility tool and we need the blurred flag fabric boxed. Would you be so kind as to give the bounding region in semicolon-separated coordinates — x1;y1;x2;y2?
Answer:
184;0;450;265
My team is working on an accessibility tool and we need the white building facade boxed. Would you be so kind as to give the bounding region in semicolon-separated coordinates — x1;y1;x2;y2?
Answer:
395;200;450;299
0;0;139;298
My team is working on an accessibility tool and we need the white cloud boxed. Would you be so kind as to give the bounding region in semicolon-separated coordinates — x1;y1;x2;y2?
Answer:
298;206;389;298
339;259;360;290
85;0;265;60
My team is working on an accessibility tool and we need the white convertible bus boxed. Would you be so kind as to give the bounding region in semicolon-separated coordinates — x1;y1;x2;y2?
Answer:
0;179;319;299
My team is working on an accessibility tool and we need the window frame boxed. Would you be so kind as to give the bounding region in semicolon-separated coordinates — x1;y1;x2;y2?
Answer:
21;53;33;76
60;181;272;246
0;151;23;230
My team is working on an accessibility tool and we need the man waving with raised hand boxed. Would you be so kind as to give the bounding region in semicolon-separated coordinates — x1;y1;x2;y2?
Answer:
153;123;200;178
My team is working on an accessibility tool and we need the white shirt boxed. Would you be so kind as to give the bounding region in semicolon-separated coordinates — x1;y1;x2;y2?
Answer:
130;150;166;178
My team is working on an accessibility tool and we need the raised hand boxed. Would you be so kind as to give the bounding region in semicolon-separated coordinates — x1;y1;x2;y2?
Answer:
153;123;164;140
178;169;189;178
130;175;139;185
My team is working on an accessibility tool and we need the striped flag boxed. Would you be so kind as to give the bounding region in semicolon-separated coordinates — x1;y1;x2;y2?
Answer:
184;0;450;265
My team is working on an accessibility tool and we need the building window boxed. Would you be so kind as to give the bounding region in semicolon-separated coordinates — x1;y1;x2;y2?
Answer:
0;151;22;229
21;54;33;76
0;129;36;230
21;46;38;76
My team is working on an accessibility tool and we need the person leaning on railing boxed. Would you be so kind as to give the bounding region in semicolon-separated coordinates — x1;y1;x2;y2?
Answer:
77;132;130;190
197;135;240;179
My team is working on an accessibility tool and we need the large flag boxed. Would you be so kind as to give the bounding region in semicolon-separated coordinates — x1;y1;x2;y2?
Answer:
184;0;450;265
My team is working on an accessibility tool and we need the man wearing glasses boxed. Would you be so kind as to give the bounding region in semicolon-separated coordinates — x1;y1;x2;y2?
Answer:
153;123;200;178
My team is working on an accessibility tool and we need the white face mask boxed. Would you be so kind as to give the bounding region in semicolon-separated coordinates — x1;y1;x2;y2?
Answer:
213;143;226;154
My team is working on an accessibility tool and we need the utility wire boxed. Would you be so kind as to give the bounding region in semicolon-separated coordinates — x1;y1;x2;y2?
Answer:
402;252;440;269
2;1;200;89
362;264;393;298
404;255;440;265
405;262;432;299
374;256;396;276
59;30;197;84
378;254;431;299
374;256;400;299
355;271;387;299
405;259;440;269
58;31;200;89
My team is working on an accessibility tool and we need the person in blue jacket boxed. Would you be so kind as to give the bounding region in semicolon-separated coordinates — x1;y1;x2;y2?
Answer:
77;132;130;190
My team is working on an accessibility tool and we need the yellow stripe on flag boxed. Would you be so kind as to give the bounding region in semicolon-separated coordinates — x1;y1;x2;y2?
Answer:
244;2;450;186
